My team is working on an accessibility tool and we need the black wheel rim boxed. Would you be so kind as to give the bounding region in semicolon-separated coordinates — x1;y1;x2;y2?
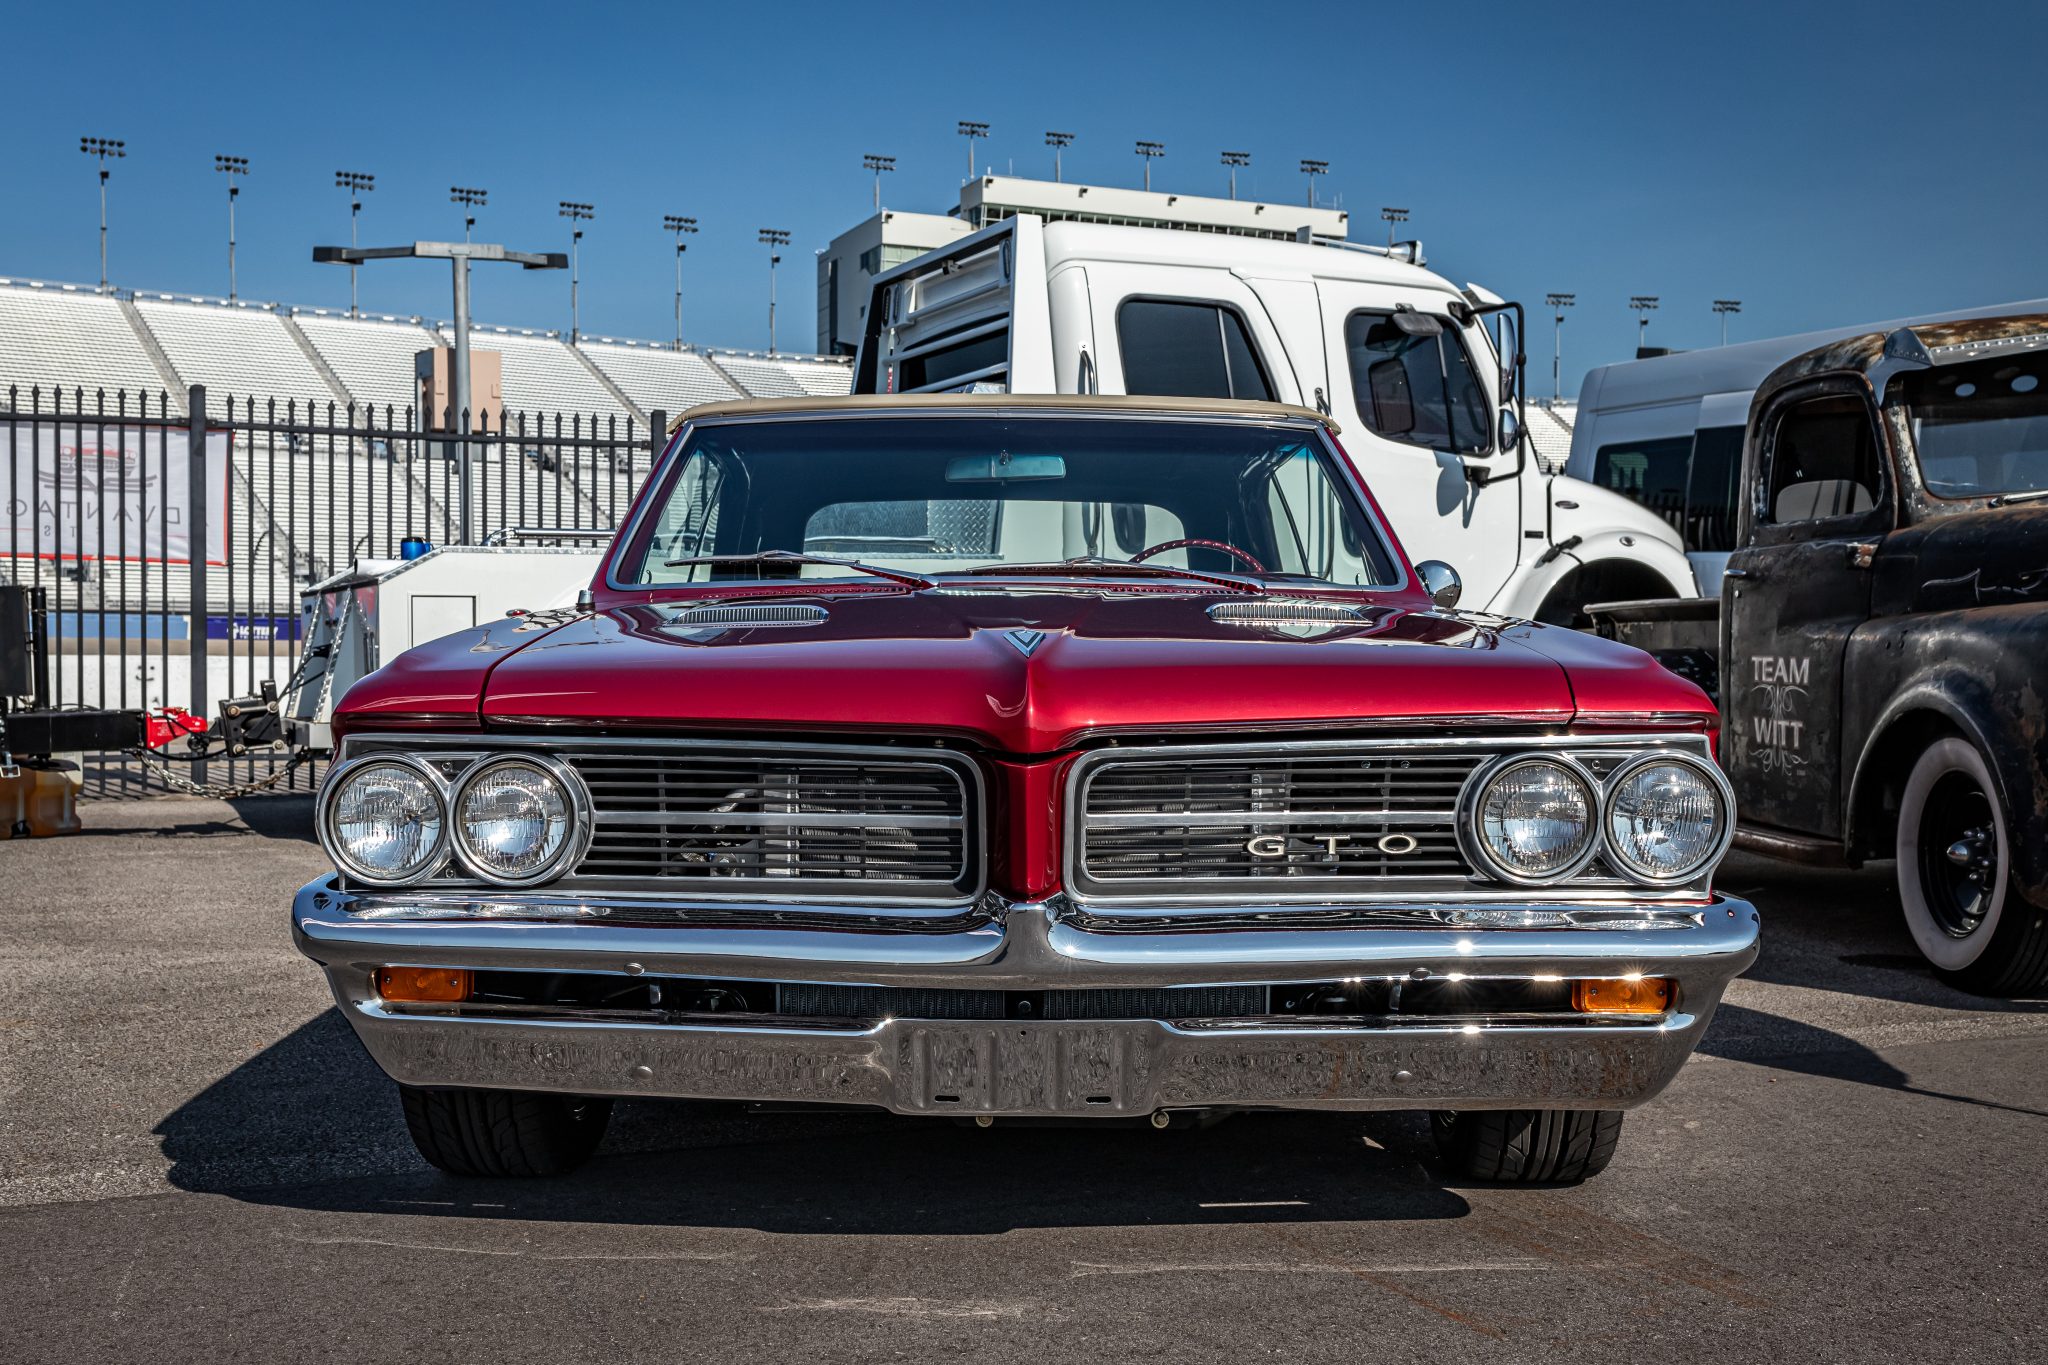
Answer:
1917;769;1998;939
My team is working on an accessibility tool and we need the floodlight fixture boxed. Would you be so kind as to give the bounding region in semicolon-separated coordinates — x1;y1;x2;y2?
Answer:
863;153;896;209
80;136;125;292
1713;298;1743;346
451;185;488;242
335;172;375;315
1046;130;1075;182
1220;150;1250;200
1299;158;1329;206
216;155;249;301
1629;295;1660;351
1134;140;1165;192
1545;293;1576;402
665;215;698;349
957;120;989;179
559;202;595;343
760;228;792;354
1380;206;1410;247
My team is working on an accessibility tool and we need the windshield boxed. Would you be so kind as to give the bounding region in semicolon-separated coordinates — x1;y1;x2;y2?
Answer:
1896;348;2048;499
617;416;1400;589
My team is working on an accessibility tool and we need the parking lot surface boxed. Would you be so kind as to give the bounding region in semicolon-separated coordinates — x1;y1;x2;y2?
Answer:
3;795;2043;1363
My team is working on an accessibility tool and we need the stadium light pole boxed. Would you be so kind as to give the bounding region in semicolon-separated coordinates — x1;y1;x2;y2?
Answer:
957;121;989;181
314;240;566;545
863;153;895;210
335;171;374;317
1221;150;1250;201
216;155;248;302
1134;140;1165;192
665;214;697;351
1046;131;1074;183
1629;295;1660;353
1299;158;1328;207
1714;298;1742;346
1545;293;1575;404
559;201;594;344
759;228;791;354
80;137;124;294
451;186;487;243
1380;206;1410;248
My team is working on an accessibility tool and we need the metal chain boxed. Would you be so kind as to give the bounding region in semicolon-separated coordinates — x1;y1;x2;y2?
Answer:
134;748;313;800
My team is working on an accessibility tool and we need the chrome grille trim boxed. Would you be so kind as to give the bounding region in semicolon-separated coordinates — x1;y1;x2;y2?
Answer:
1064;733;1717;912
659;602;829;628
337;734;984;905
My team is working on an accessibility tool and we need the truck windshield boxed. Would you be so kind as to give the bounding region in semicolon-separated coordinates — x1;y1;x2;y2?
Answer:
1898;349;2048;499
618;416;1400;589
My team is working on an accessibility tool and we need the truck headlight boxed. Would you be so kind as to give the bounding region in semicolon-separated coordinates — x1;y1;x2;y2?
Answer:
451;756;586;885
1603;755;1731;884
1463;757;1598;884
321;757;447;886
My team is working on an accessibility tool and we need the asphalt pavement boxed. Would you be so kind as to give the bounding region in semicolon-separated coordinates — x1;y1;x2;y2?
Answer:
3;795;2043;1363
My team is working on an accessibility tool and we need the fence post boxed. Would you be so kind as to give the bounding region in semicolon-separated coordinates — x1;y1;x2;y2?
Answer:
186;385;208;784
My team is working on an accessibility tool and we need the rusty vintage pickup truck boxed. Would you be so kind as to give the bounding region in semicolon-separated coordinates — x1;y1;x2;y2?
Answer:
291;395;1756;1183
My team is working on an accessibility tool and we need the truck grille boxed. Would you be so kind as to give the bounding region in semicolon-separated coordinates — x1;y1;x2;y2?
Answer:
561;742;980;900
1069;741;1495;901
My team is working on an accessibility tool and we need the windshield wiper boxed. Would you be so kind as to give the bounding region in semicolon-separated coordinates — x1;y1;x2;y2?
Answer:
949;556;1267;595
1990;488;2048;507
663;550;935;590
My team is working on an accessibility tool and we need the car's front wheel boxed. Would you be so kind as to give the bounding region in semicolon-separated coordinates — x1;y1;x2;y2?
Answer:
398;1084;612;1177
1896;736;2048;996
1431;1109;1624;1184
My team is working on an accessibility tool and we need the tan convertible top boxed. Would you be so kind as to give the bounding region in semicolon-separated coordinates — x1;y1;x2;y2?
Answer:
666;392;1339;436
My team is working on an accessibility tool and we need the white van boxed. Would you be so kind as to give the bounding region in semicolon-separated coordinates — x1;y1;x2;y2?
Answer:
1569;298;2048;593
852;215;1696;623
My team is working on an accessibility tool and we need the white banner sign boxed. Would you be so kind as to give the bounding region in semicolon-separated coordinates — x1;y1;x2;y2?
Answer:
5;423;229;565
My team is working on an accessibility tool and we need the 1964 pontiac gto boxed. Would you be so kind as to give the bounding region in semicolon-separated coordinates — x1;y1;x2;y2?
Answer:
290;395;1757;1183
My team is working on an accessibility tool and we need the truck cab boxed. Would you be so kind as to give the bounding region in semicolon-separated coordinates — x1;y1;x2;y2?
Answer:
1595;314;2048;994
853;215;1696;623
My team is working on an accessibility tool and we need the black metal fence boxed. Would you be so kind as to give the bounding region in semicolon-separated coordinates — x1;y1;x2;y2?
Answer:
2;383;663;794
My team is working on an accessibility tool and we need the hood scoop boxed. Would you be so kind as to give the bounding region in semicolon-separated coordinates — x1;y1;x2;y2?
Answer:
1208;598;1368;638
658;601;829;640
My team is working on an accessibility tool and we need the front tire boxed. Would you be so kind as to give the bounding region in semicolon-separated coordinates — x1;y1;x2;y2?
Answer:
398;1085;612;1177
1430;1109;1623;1184
1896;736;2048;995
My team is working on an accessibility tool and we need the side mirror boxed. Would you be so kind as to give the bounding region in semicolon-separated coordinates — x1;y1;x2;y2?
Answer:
1415;560;1462;610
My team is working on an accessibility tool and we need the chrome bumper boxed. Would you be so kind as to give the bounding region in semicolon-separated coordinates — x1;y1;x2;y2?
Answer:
292;878;1758;1117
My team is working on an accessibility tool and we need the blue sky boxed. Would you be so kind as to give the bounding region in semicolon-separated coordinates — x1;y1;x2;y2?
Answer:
6;0;2044;392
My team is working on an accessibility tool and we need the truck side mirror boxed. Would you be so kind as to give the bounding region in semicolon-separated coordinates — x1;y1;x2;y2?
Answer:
1497;407;1522;456
1416;560;1462;609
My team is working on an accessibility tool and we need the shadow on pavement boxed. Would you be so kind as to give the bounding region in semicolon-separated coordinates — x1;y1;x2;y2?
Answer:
156;1012;1470;1232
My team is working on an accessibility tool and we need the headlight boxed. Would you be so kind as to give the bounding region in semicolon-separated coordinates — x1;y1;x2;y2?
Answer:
321;758;447;885
451;757;586;885
1464;757;1598;884
1603;755;1731;884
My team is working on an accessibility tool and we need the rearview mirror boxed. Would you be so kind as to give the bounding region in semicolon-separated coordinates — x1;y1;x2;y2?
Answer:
1415;559;1462;610
1497;407;1521;455
945;452;1066;483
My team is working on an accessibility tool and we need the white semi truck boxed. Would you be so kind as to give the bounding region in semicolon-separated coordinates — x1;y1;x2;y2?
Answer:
852;215;1696;622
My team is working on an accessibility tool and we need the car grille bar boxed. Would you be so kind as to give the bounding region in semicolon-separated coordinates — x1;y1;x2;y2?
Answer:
557;743;981;901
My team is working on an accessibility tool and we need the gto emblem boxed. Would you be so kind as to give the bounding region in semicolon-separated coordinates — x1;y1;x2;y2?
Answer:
1246;833;1419;858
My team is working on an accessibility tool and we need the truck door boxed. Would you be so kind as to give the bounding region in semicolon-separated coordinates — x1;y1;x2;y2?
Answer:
1723;381;1892;835
1316;283;1521;604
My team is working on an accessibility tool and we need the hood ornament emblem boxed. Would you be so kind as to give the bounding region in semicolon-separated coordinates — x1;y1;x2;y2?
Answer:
1003;629;1049;658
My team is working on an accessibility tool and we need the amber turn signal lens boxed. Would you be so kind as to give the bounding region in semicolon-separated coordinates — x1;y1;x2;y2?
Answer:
376;967;472;1003
1571;977;1673;1014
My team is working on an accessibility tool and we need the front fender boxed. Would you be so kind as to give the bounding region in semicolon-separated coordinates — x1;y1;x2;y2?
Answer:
1491;531;1697;619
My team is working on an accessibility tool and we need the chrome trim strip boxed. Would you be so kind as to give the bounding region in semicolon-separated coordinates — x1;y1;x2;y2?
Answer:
592;810;963;831
1086;809;1454;829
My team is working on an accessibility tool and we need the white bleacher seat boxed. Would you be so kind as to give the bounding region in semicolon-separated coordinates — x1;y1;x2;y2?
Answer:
0;283;173;408
581;343;740;417
433;326;633;429
134;300;335;417
294;313;440;416
709;355;806;398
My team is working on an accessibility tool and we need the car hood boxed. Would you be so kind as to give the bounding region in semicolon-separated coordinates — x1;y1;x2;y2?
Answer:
307;584;1706;752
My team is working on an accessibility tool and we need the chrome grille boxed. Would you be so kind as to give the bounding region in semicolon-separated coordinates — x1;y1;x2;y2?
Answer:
560;742;979;900
1066;737;1709;905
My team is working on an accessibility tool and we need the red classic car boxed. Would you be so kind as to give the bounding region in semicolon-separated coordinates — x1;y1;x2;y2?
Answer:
292;395;1757;1184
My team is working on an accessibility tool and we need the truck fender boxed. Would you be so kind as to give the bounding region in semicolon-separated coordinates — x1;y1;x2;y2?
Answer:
1845;677;2023;874
1490;530;1696;621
